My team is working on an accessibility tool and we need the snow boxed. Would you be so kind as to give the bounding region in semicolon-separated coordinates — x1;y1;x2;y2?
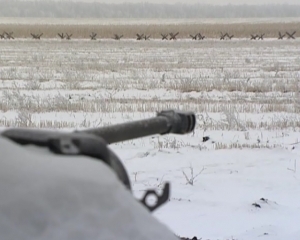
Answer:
0;132;300;240
1;17;300;25
1;38;300;239
0;136;178;240
115;145;300;239
2;132;299;240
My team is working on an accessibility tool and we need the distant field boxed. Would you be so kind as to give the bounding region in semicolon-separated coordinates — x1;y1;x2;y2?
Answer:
0;18;299;39
1;39;300;137
2;17;300;25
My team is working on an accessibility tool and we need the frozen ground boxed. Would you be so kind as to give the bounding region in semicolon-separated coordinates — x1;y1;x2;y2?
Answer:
123;146;300;240
0;38;300;239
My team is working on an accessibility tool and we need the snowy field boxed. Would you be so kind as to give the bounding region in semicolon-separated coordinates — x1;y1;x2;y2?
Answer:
0;38;300;239
1;17;300;25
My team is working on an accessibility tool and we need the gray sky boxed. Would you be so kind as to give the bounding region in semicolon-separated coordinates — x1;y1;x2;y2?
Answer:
69;0;300;4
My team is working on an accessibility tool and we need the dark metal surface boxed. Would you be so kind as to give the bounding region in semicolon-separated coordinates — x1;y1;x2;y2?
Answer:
82;109;196;144
0;109;196;212
1;110;195;145
140;183;170;212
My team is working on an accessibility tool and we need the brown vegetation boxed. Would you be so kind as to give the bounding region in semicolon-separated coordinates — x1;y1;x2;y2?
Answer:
0;22;299;39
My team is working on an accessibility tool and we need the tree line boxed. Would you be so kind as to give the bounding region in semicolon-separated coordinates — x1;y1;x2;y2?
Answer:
1;1;300;18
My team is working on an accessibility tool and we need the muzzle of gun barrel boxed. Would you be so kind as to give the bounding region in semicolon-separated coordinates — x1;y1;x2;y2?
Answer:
157;110;196;135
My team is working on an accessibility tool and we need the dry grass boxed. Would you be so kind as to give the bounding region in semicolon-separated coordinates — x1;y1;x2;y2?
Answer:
0;38;299;150
0;22;299;39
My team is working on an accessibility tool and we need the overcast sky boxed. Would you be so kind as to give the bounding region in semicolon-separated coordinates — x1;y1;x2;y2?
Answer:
69;0;300;4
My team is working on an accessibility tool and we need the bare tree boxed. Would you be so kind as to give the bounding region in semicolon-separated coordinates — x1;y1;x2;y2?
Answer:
144;34;150;40
182;166;205;186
